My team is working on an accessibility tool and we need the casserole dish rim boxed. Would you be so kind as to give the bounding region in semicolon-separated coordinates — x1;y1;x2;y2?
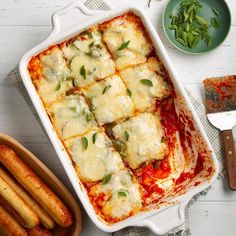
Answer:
19;1;219;234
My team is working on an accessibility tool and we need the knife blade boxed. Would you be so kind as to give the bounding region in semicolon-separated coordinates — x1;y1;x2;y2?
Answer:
203;75;236;190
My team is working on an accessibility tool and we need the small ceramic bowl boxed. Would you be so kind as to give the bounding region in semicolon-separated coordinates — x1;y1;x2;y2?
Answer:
0;132;82;235
162;0;231;54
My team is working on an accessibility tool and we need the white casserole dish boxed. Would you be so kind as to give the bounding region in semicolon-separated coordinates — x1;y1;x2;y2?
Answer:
19;1;219;235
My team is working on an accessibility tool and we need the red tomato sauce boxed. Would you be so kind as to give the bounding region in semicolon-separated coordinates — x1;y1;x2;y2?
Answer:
135;96;207;202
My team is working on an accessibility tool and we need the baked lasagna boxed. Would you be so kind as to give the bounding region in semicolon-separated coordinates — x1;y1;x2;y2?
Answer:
28;12;215;224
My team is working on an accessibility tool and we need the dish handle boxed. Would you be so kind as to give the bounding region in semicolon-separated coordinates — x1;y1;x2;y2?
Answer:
48;0;106;39
141;204;186;235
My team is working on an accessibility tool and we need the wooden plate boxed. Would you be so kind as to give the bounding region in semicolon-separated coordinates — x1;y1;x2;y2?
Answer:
0;132;82;235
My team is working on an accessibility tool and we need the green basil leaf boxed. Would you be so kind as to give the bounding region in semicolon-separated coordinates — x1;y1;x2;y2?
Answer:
183;12;189;22
212;7;220;16
55;81;61;91
169;25;178;30
181;31;188;44
117;40;130;51
102;85;112;94
191;31;199;36
86;113;92;122
177;37;186;46
185;23;190;32
210;17;220;28
80;65;86;80
195;15;208;26
102;174;112;185
140;79;153;87
80;30;93;39
81;137;88;151
190;36;200;48
187;33;194;47
69;107;77;113
124;131;129;141
117;190;128;197
205;35;212;46
92;132;98;144
126;88;132;97
181;0;194;7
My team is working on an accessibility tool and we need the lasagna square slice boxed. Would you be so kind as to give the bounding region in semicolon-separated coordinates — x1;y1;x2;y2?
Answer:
89;169;142;222
47;94;97;140
28;47;73;106
83;75;134;125
62;29;115;87
112;112;167;169
119;57;172;112
65;129;124;183
100;12;153;70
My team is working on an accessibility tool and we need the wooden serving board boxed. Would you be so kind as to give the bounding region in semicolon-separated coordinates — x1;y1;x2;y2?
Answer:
0;132;82;236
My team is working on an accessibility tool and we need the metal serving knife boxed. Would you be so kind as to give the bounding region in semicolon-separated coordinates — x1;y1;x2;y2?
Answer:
203;75;236;190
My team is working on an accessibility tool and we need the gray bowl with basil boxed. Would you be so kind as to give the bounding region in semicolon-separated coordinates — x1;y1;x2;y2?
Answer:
162;0;231;54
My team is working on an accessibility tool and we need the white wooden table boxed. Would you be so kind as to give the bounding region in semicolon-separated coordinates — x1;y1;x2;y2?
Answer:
0;0;235;235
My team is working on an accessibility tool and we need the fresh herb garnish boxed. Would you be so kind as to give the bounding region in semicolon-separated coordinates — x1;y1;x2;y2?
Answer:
92;132;98;144
102;174;111;185
212;7;220;16
55;81;61;91
210;17;220;28
140;79;153;87
195;15;208;26
117;40;130;51
80;65;86;80
112;140;126;158
102;85;112;94
69;107;77;113
126;88;132;97
81;137;88;151
80;30;93;39
168;0;220;48
117;190;128;197
86;113;92;122
124;131;129;141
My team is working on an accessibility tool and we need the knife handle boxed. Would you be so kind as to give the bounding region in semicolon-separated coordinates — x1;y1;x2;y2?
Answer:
222;130;236;190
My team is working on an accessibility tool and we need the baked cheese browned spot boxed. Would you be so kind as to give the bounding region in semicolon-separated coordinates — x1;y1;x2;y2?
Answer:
100;12;153;71
119;57;172;112
112;112;167;169
47;94;97;140
83;74;134;125
65;129;124;183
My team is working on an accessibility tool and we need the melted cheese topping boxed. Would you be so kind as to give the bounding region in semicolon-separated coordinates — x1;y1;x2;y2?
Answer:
65;130;124;182
84;75;134;125
30;47;73;106
63;30;115;87
48;95;96;140
40;47;72;81
90;169;142;219
112;113;167;169
119;57;171;112
101;16;152;70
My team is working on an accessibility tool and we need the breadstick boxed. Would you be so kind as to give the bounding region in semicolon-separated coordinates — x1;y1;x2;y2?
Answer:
0;204;27;236
0;165;55;229
27;225;52;236
0;176;40;229
0;144;73;227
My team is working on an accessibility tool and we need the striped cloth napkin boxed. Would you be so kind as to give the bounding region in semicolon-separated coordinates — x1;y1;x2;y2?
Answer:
7;0;226;235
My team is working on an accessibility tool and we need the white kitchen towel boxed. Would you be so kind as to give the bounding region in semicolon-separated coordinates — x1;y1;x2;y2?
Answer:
7;0;226;235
